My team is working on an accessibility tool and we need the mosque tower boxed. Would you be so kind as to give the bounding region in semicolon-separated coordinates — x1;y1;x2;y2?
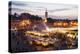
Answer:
45;9;48;19
44;8;48;23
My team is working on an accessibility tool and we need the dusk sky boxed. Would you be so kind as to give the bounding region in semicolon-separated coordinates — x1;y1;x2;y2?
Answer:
11;1;78;19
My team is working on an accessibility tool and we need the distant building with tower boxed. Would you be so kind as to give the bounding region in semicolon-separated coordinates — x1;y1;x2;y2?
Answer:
43;9;48;23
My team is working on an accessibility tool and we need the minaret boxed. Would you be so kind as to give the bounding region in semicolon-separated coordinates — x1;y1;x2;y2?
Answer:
45;9;48;19
43;8;48;23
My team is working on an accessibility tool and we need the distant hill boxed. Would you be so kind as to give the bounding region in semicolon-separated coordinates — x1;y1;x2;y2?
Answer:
9;13;42;20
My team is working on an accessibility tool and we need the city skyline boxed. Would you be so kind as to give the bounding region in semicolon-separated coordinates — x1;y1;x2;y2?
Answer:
11;1;78;19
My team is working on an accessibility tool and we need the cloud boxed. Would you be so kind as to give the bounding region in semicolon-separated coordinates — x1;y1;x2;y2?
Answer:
11;7;33;13
11;8;26;11
48;8;73;13
11;1;27;6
